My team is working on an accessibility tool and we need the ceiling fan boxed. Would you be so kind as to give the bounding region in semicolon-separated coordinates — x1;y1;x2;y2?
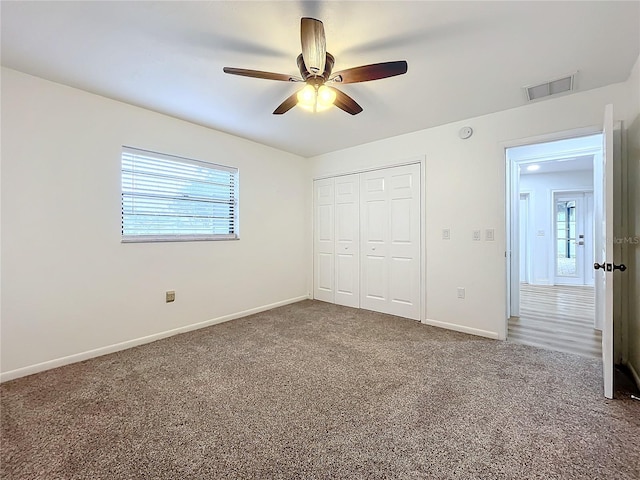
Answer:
223;17;408;115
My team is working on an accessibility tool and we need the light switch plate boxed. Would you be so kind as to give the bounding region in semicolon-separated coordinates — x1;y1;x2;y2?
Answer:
485;228;495;241
442;228;451;240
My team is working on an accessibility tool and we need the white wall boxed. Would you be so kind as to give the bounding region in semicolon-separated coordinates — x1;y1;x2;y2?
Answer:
309;80;631;340
0;68;310;379
519;170;594;285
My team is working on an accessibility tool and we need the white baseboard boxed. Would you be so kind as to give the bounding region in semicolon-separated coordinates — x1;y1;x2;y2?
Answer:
421;318;500;340
1;295;310;383
626;360;640;389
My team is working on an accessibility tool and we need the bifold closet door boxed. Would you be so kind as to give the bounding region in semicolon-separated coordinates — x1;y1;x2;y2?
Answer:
334;174;360;307
313;178;335;302
360;164;421;320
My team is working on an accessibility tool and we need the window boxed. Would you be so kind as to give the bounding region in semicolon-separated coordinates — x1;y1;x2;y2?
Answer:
121;146;238;242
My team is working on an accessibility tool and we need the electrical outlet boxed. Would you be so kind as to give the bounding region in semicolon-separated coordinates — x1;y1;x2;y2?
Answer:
472;230;481;241
442;228;451;240
485;228;495;241
457;287;465;299
166;290;175;303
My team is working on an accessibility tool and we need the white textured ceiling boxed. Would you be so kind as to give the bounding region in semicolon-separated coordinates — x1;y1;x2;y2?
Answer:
2;1;639;157
520;155;595;175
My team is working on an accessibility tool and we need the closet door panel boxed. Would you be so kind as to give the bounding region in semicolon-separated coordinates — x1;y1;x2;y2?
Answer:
314;179;335;302
388;165;421;319
360;164;421;319
334;174;360;308
361;171;388;312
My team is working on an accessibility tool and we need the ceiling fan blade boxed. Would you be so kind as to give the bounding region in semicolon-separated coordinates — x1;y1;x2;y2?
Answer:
333;88;363;115
301;18;326;76
223;67;301;82
330;61;408;84
273;91;300;115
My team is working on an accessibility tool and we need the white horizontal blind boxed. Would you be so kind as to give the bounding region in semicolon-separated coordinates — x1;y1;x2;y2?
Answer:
121;147;239;242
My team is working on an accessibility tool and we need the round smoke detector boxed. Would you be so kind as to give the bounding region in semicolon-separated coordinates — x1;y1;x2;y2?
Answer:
458;126;473;139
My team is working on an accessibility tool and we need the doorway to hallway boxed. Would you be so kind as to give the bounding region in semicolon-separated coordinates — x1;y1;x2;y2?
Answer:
506;133;601;358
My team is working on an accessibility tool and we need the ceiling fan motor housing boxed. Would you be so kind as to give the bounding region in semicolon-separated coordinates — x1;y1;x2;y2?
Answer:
297;53;335;83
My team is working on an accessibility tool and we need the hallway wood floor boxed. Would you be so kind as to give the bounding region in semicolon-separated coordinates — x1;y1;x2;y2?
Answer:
508;284;600;358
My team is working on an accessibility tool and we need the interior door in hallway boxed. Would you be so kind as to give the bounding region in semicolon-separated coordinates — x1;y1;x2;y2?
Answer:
334;174;360;307
360;164;421;320
553;192;593;285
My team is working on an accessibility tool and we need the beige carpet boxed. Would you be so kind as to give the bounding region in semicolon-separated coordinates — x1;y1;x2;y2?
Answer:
2;300;639;479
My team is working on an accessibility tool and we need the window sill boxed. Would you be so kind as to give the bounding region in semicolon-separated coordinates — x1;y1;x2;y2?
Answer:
121;235;239;243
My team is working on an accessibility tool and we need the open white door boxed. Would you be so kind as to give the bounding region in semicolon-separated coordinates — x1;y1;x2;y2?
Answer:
594;104;614;399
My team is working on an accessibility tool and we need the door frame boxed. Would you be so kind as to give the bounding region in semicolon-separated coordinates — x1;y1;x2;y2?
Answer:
312;156;427;322
503;126;602;327
518;191;532;285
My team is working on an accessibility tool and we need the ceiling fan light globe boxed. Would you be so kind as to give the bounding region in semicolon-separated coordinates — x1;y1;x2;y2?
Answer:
297;85;316;107
317;85;336;107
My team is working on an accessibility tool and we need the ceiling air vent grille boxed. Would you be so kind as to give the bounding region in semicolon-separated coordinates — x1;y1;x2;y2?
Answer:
525;73;576;101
